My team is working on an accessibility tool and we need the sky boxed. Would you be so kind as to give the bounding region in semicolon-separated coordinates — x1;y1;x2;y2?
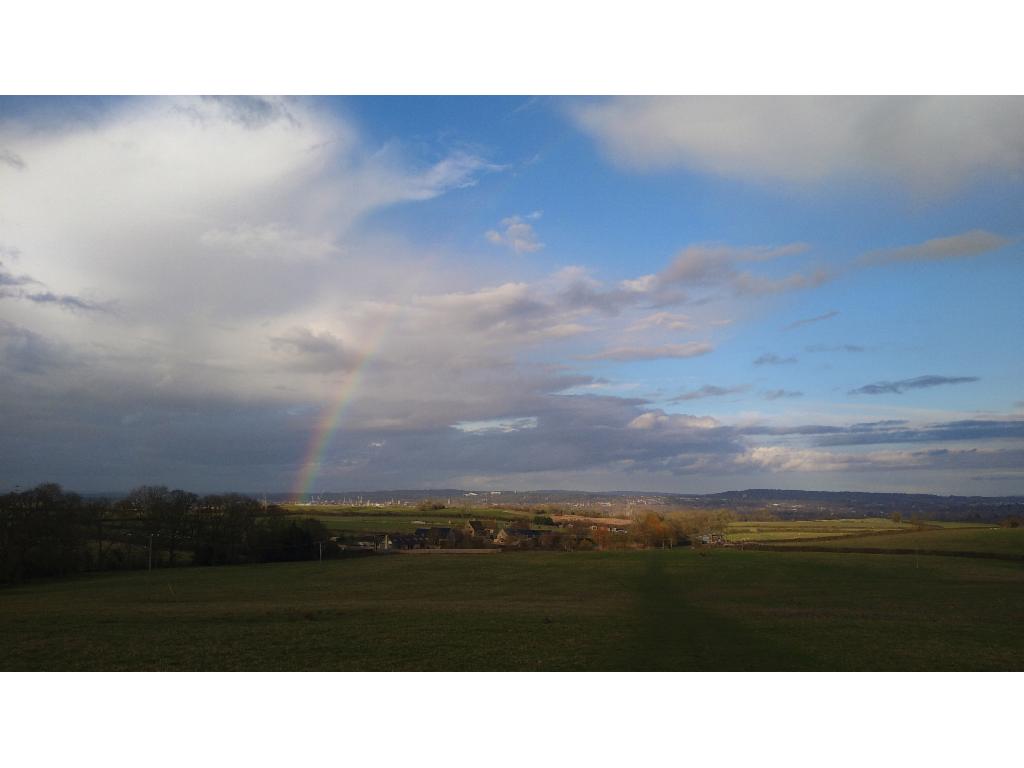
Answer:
0;95;1022;496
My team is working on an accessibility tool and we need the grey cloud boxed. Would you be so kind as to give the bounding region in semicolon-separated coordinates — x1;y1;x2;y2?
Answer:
753;353;797;366
849;375;979;395
581;342;713;362
1;262;106;311
24;291;109;313
572;96;1024;194
806;344;864;353
200;96;296;129
814;418;1024;447
0;320;73;375
860;230;1010;266
784;310;838;331
0;148;25;170
761;389;803;400
669;384;747;402
270;328;358;373
0;261;37;287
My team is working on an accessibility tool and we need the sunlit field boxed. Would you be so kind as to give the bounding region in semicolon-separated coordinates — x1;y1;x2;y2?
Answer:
768;526;1024;557
726;518;912;542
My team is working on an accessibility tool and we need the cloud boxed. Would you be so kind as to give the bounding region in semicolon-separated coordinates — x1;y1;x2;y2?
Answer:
571;96;1024;194
627;311;695;332
784;310;838;331
849;375;980;395
753;353;797;366
741;445;1024;475
269;327;359;373
1;96;1018;496
811;418;1024;447
581;342;713;362
628;410;720;431
0;148;25;170
0;320;74;374
0;262;107;312
805;344;864;353
761;389;803;400
0;262;37;287
22;291;109;313
669;385;747;402
453;417;538;434
485;211;544;253
860;230;1010;266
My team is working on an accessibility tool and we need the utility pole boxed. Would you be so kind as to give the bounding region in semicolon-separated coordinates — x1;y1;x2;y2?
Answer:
318;541;323;562
148;534;153;571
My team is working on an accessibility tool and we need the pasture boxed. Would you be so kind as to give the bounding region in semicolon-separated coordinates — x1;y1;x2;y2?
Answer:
725;518;912;542
768;525;1024;557
1;546;1021;671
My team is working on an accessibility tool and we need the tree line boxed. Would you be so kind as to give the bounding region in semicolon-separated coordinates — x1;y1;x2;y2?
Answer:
0;483;335;583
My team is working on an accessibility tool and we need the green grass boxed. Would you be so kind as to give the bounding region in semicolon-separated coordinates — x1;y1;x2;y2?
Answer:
727;518;911;542
1;548;1021;670
775;526;1024;556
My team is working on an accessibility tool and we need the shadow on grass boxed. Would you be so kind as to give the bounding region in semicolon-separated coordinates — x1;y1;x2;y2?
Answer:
619;552;815;671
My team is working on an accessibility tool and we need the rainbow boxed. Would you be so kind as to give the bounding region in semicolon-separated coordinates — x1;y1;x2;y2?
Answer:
291;314;396;502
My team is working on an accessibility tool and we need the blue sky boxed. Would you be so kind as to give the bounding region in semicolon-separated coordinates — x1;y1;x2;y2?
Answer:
0;96;1022;494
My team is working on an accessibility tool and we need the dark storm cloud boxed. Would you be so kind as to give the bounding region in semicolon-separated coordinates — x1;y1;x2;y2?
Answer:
783;310;838;331
849;375;979;395
753;353;797;366
0;320;73;374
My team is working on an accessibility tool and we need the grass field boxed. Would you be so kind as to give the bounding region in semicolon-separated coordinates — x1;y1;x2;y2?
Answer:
769;526;1024;556
726;518;913;542
1;547;1021;671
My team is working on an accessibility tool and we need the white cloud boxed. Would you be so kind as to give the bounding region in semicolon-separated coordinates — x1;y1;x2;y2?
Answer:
572;96;1024;194
627;411;719;431
453;417;538;433
485;211;544;253
626;312;695;332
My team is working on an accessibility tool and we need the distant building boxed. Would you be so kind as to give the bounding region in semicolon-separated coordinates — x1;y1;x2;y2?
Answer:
494;528;543;546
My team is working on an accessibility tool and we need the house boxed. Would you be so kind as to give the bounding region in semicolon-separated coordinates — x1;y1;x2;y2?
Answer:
494;527;543;546
388;533;420;550
694;532;726;546
414;526;453;546
464;520;487;537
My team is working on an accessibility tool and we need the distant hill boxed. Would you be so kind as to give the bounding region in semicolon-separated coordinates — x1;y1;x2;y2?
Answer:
274;487;1024;522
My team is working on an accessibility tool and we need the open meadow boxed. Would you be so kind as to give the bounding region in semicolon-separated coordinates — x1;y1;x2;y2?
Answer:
765;525;1024;557
2;544;1021;671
